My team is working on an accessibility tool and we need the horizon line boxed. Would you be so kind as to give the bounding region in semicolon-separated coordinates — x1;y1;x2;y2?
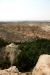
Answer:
0;20;50;23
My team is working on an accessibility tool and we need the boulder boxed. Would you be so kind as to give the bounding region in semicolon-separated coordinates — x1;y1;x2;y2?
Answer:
32;54;50;75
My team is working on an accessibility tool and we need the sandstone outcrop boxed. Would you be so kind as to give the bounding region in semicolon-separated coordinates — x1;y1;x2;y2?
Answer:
0;43;21;69
5;43;21;65
0;66;32;75
32;54;50;75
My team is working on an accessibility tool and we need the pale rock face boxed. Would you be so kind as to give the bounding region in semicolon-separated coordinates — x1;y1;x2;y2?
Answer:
5;43;21;65
0;66;32;75
5;66;19;73
0;66;19;75
32;54;50;75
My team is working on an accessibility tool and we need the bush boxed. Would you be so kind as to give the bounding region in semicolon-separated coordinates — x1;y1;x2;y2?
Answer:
0;52;11;69
0;38;11;69
0;38;50;72
0;38;10;48
17;38;50;72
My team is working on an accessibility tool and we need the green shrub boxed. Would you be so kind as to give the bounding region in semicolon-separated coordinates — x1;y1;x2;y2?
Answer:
0;38;50;72
0;38;10;48
0;38;11;69
17;38;50;72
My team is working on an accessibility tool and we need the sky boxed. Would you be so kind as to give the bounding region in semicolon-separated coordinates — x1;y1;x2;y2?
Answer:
0;0;50;21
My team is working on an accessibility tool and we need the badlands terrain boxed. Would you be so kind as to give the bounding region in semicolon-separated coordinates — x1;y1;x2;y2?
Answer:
0;22;50;42
0;21;50;75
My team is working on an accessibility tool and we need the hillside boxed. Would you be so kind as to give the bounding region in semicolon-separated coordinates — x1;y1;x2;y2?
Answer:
0;22;50;42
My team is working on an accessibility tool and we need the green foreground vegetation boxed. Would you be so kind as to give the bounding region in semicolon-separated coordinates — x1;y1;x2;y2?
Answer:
17;38;50;72
0;38;50;72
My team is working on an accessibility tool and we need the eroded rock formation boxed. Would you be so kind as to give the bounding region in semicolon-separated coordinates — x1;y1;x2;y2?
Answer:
0;43;21;69
0;22;50;42
5;43;21;66
32;54;50;75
